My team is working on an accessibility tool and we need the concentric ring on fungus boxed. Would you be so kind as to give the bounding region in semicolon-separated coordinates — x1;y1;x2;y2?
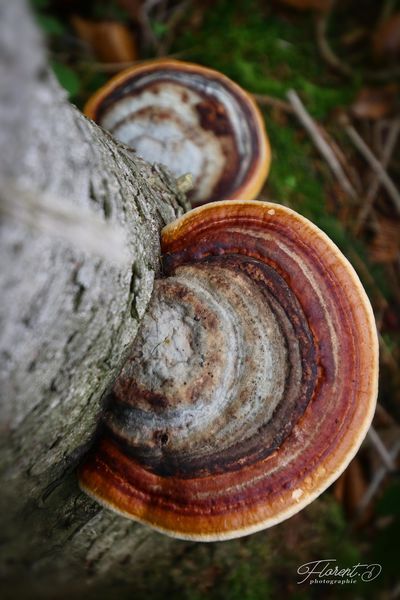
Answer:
84;60;270;206
79;200;378;541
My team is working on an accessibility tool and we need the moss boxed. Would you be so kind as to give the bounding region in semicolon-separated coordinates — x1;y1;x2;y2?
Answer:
173;0;358;118
265;115;326;218
85;495;360;600
260;113;389;307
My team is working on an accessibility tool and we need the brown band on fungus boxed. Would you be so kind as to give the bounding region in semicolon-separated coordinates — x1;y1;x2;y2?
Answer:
104;257;318;478
79;201;378;541
84;60;270;206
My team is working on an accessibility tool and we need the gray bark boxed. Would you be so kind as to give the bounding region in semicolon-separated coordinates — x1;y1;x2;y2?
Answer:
0;1;189;596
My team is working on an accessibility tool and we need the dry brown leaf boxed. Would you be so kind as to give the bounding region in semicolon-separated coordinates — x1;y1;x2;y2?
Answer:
369;217;400;264
367;425;400;476
351;85;399;120
333;470;346;503
373;13;400;61
71;16;138;63
333;457;370;522
344;458;368;516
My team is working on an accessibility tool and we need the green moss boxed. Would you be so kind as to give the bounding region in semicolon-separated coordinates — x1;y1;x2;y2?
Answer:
223;562;272;600
95;496;361;600
266;116;325;217
173;0;358;118
315;497;361;566
260;112;389;305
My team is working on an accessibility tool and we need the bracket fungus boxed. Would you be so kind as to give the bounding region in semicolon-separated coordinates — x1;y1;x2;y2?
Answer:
79;200;378;541
85;60;270;206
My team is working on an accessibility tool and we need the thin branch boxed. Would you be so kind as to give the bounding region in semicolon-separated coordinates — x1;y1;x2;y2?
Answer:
314;0;400;82
356;439;400;516
287;89;358;199
315;3;353;78
341;116;400;215
252;93;293;113
368;426;397;471
139;0;165;54
354;118;400;234
74;50;190;74
324;132;363;196
159;0;193;55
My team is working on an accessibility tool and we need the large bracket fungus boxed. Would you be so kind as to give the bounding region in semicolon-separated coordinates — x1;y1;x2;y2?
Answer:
85;60;270;206
79;200;378;541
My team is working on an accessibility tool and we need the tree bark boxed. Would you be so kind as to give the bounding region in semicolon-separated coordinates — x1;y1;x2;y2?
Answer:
0;1;189;596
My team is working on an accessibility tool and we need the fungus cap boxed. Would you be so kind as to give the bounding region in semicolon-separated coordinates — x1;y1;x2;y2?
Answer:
79;200;378;541
85;60;270;205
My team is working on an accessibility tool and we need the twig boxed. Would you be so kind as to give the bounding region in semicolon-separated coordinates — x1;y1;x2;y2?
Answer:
80;60;142;73
159;0;193;55
376;402;397;427
324;133;363;196
355;118;400;234
368;426;397;471
252;93;293;113
314;0;400;82
76;50;189;73
154;0;169;22
315;2;353;78
341;116;400;215
356;439;400;516
287;89;358;199
140;0;165;54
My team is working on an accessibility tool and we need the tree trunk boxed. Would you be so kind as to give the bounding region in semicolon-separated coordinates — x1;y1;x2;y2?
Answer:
0;1;190;596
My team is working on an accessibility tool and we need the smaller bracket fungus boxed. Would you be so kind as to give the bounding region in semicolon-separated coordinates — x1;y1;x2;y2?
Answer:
79;201;378;541
85;60;270;206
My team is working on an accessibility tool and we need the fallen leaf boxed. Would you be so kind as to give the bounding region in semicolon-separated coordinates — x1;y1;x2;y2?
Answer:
334;456;370;523
344;458;368;517
370;216;400;264
72;16;138;63
351;85;399;120
373;13;400;61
